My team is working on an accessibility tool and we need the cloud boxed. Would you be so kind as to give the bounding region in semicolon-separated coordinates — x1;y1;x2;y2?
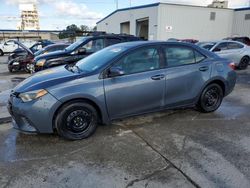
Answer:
54;1;103;20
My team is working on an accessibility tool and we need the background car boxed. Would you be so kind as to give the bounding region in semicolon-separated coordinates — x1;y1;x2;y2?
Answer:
8;41;236;140
33;33;143;71
10;40;54;59
0;40;21;56
8;41;68;73
34;43;70;57
224;36;250;46
197;40;250;69
7;40;34;73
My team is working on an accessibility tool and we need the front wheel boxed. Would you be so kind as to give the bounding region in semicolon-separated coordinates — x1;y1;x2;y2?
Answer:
55;101;98;140
0;49;3;56
197;83;223;113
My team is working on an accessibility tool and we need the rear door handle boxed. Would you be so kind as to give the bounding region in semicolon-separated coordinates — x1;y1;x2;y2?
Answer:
199;66;209;72
151;74;165;80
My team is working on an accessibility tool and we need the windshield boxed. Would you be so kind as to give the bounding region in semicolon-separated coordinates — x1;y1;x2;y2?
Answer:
65;37;89;51
75;45;128;72
197;42;216;50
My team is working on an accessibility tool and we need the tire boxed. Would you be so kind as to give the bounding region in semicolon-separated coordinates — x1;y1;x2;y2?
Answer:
238;56;249;70
0;49;3;56
8;66;13;73
55;101;98;140
196;83;223;113
24;64;31;73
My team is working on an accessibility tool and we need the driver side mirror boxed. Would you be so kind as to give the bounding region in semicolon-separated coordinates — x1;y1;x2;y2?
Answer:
77;48;86;55
4;42;8;45
213;47;221;52
108;67;125;77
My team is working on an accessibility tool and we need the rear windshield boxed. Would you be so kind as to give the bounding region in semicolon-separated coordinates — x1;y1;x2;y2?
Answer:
197;42;216;50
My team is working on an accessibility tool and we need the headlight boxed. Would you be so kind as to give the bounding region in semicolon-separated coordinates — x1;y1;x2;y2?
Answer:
12;62;20;65
36;59;46;67
19;89;48;102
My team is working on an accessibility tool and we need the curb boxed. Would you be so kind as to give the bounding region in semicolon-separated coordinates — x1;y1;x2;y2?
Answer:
0;116;11;124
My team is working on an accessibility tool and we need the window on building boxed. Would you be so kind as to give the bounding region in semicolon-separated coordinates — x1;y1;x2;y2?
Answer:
245;14;250;20
210;12;216;20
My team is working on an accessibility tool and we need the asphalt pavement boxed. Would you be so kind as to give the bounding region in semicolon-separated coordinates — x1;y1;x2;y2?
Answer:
0;55;250;188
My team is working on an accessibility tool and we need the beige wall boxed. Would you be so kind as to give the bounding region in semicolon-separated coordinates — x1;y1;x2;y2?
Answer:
97;6;158;40
232;10;250;37
157;4;234;41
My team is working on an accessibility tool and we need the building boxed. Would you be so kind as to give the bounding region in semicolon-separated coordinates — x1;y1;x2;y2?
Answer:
18;3;40;30
208;1;228;8
233;7;250;37
0;30;61;42
97;3;250;41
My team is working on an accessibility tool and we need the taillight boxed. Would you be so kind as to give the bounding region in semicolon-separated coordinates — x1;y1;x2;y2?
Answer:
229;62;236;70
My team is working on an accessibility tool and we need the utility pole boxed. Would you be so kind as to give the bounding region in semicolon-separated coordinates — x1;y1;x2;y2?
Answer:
115;0;118;9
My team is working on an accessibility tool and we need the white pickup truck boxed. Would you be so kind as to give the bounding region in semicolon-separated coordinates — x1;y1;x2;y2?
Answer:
0;40;35;56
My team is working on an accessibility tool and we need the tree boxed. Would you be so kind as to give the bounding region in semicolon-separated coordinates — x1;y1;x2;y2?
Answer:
59;24;90;39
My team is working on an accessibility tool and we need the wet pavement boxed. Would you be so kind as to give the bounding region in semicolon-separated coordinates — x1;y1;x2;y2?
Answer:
0;56;29;121
0;55;250;187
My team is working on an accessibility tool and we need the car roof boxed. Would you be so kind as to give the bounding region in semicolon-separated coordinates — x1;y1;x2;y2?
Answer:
200;40;244;44
110;40;199;48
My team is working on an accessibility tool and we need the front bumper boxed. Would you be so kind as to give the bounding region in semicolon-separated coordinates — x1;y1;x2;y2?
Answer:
7;92;62;133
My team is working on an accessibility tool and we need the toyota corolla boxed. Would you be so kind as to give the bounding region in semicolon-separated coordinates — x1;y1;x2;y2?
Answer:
8;41;237;140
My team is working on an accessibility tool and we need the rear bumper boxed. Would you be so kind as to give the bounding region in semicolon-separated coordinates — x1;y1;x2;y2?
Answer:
8;92;62;133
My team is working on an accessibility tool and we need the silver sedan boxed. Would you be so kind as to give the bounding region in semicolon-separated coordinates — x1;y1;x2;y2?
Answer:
197;40;250;69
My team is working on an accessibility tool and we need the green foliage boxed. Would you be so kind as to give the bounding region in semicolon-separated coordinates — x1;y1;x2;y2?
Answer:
59;24;90;39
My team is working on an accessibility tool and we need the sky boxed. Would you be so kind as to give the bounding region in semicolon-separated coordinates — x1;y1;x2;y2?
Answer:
0;0;249;30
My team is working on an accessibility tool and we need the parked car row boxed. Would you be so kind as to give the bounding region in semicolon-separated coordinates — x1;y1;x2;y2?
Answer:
7;38;237;140
8;40;69;72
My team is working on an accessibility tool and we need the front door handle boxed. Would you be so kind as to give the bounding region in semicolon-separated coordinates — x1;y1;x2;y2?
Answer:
151;74;165;80
199;66;209;72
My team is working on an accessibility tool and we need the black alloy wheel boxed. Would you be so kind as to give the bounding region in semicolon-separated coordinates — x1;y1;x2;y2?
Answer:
197;83;223;113
55;101;98;140
238;56;249;70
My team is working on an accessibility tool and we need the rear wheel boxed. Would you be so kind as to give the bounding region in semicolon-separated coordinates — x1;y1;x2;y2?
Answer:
55;101;98;140
197;83;223;113
238;56;249;70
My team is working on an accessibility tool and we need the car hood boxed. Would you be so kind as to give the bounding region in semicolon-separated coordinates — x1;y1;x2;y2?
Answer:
35;50;67;61
14;66;79;93
8;40;33;55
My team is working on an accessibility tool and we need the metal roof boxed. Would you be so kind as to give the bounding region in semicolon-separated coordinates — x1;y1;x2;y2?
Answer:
235;7;250;11
96;2;234;24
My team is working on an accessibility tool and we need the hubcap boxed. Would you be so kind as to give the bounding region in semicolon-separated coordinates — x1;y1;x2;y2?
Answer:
66;110;92;133
204;87;219;107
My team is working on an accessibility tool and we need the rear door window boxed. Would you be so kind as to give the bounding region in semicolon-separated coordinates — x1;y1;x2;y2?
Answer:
164;46;196;67
227;42;244;49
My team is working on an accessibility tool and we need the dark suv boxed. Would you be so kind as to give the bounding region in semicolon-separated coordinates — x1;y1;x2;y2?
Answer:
33;34;142;71
224;37;250;46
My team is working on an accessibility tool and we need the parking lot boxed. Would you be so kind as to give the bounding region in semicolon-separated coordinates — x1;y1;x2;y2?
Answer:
0;55;250;187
